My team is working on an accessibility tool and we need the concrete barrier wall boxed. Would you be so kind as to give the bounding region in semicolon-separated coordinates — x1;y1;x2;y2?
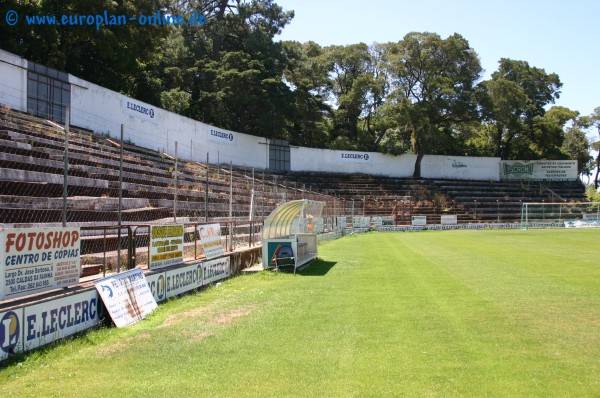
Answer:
69;75;268;169
420;155;501;181
0;50;27;112
290;150;501;181
291;147;417;178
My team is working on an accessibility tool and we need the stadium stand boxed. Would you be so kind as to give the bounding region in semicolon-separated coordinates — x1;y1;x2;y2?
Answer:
0;105;587;272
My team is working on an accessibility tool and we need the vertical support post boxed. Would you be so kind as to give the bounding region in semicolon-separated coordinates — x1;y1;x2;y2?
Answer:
205;153;209;222
102;228;107;277
249;168;255;221
174;141;178;223
262;171;265;219
194;224;198;260
229;161;233;218
496;200;500;223
118;124;124;272
62;106;70;227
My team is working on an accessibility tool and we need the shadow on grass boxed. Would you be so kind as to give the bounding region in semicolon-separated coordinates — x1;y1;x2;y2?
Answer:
298;259;337;276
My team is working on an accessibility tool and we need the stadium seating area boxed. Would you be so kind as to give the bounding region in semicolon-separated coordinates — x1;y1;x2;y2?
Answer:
0;106;587;231
280;172;586;224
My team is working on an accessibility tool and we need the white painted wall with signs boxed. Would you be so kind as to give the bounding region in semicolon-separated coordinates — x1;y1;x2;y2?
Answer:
68;73;268;169
290;147;417;177
419;155;501;181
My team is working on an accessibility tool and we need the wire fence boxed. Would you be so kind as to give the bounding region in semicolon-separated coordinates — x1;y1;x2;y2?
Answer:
0;106;355;274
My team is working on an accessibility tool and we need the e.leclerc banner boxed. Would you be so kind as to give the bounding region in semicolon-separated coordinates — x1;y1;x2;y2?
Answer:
1;227;81;301
94;268;157;327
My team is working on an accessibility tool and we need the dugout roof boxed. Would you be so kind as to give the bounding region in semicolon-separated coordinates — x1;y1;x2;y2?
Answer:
262;200;325;240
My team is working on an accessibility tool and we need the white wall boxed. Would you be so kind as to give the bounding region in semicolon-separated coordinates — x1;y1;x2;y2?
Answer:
69;75;268;168
420;155;501;181
291;150;501;180
291;147;416;177
0;49;27;112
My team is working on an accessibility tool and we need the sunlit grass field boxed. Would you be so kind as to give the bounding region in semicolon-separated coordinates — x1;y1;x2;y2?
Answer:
1;229;599;397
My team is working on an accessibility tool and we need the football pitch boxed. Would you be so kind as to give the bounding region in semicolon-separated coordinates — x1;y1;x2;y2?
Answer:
1;229;599;397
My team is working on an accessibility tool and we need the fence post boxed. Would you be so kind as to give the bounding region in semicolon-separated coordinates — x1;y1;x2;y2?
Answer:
249;168;255;221
229;161;233;218
117;124;124;272
62;106;70;227
127;226;134;269
174;141;178;223
205;153;209;222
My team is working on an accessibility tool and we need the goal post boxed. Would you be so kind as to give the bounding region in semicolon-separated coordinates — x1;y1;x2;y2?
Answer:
521;202;600;229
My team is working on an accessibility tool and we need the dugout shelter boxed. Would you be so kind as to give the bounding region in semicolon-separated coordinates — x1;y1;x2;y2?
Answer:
262;200;325;272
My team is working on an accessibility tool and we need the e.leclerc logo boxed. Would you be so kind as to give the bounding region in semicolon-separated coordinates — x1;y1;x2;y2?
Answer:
210;129;234;143
340;152;370;161
1;311;20;353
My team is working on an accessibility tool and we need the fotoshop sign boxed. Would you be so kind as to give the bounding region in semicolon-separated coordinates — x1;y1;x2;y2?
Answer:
1;227;81;301
500;160;577;181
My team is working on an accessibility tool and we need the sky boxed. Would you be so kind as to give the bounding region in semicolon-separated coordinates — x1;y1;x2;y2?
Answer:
275;0;599;121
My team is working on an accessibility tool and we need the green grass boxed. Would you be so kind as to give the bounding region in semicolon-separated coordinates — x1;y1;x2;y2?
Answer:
1;229;600;397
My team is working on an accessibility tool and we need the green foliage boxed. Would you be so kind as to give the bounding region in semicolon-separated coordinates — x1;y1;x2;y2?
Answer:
586;185;600;202
0;0;171;103
382;33;483;175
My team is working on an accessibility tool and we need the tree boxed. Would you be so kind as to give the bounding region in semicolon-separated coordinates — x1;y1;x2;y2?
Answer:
326;43;372;144
173;0;295;137
479;59;562;159
589;107;600;188
0;0;171;104
558;111;592;180
386;32;482;176
281;41;332;147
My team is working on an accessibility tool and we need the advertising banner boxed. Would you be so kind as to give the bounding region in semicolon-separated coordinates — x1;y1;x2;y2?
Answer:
411;216;427;226
145;271;167;303
121;99;159;124
1;227;81;301
163;262;203;299
381;216;395;226
23;290;101;351
0;308;23;361
203;257;231;285
500;160;577;181
337;217;347;229
149;225;184;269
337;151;374;164
208;127;236;146
94;268;157;328
441;215;458;225
197;224;225;260
564;220;600;228
352;216;370;228
371;217;383;227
